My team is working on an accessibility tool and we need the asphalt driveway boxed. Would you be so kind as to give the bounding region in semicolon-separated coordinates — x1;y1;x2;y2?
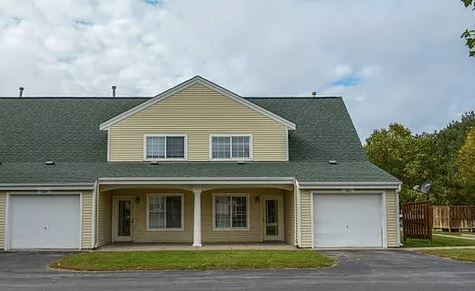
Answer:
0;250;474;290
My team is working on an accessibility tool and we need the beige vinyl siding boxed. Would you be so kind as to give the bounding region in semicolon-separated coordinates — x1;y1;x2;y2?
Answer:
0;191;91;250
111;189;193;243
300;189;400;248
283;190;296;245
105;188;289;244
0;192;5;250
109;83;288;161
97;191;112;247
385;189;399;247
300;190;312;248
81;191;93;249
202;188;288;243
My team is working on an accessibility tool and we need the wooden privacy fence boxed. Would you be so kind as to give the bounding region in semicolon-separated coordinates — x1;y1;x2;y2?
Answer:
433;206;475;232
402;201;432;241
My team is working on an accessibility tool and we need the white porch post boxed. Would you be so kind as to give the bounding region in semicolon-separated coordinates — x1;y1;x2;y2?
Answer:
192;185;203;247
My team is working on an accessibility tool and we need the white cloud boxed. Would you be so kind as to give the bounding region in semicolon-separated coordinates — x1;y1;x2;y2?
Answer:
0;0;474;139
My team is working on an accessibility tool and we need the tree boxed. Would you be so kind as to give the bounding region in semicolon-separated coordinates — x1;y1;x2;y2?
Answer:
365;112;475;205
365;124;435;203
461;0;475;57
456;128;475;203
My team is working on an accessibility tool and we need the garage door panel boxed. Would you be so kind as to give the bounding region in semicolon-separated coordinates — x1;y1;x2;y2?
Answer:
313;194;383;248
9;195;80;249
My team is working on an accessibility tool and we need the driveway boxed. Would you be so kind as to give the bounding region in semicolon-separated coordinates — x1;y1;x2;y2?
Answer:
0;250;474;290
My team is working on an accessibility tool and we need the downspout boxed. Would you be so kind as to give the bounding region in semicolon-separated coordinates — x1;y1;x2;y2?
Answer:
295;179;302;248
91;179;99;249
396;184;402;247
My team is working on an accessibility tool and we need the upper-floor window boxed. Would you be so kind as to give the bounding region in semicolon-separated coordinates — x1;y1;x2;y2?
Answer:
210;135;252;160
144;134;187;161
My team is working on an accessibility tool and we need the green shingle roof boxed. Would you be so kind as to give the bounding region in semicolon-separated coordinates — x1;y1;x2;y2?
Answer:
0;97;398;184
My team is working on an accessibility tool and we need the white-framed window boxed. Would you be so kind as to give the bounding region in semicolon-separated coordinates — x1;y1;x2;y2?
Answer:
209;134;252;161
212;193;249;230
146;193;184;231
144;134;187;161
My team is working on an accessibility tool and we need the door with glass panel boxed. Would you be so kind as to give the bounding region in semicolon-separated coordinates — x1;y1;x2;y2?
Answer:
262;196;283;241
113;197;134;242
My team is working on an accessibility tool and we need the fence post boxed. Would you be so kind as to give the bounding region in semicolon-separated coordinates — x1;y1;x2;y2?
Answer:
448;207;451;233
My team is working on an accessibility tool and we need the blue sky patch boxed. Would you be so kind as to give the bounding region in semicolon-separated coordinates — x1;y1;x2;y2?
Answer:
332;75;362;87
144;0;161;6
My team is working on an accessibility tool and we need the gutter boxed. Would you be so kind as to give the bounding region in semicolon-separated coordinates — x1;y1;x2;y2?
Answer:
298;181;402;190
91;180;99;249
98;177;295;185
0;183;95;191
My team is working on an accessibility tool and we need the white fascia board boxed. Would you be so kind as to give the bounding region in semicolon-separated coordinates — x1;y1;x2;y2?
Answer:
0;183;95;191
99;76;296;131
98;176;295;185
298;181;401;190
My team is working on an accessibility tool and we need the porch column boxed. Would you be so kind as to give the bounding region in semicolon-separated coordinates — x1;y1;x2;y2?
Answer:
192;186;203;247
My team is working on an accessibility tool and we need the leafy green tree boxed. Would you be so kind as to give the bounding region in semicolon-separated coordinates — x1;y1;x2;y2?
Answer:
365;124;435;203
366;112;475;205
456;128;475;203
432;112;475;204
461;0;475;57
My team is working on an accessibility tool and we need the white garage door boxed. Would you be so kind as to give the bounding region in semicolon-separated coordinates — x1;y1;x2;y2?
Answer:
313;194;383;248
9;195;81;249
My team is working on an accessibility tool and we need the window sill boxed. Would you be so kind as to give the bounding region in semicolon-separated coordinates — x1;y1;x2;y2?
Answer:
209;158;253;162
212;228;250;232
144;159;187;162
146;228;184;232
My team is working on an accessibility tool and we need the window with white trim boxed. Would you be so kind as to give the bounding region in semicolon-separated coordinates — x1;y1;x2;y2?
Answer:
211;135;251;160
147;194;183;230
145;135;186;160
214;194;248;229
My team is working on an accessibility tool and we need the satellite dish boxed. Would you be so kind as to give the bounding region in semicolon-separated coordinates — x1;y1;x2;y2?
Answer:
420;180;432;194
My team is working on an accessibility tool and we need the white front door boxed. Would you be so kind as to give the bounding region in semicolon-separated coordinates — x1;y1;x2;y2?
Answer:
113;197;134;242
313;193;384;248
9;195;81;249
262;195;283;241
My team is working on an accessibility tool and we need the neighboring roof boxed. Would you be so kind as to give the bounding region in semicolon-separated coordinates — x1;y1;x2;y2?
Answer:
0;96;399;184
98;76;296;130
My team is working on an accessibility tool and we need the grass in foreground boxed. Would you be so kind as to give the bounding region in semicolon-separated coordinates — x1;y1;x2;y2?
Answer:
420;249;475;262
402;234;475;248
51;250;335;271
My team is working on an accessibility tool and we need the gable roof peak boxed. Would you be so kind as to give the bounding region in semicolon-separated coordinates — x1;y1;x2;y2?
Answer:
99;75;296;130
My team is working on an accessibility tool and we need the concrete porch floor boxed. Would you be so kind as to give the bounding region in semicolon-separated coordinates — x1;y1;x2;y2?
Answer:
97;242;297;251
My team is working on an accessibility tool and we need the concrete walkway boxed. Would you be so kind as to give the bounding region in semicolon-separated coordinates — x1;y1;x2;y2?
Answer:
434;233;475;240
98;242;297;251
406;245;475;250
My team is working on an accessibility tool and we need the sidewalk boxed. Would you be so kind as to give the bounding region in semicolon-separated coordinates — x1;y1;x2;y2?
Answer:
434;233;475;241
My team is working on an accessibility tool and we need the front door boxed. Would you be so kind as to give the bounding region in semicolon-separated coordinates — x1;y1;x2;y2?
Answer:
262;195;283;241
113;197;134;242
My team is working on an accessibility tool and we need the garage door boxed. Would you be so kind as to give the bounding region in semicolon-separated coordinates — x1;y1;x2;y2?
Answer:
313;194;383;248
9;195;81;249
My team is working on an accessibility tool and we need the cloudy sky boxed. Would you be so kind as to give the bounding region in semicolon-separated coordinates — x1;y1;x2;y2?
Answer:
0;0;474;140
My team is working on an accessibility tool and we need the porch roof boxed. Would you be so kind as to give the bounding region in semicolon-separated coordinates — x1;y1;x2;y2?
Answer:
0;160;398;184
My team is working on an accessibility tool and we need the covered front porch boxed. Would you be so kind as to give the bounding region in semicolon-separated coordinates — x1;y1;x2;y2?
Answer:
95;180;296;249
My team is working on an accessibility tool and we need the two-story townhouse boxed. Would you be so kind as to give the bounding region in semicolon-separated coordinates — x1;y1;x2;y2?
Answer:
0;76;400;250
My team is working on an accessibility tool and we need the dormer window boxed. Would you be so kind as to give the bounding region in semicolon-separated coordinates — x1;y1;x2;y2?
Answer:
144;134;187;161
210;134;252;161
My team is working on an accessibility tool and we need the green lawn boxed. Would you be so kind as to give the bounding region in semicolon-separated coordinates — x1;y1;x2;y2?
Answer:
402;234;475;248
420;249;475;262
51;250;335;271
